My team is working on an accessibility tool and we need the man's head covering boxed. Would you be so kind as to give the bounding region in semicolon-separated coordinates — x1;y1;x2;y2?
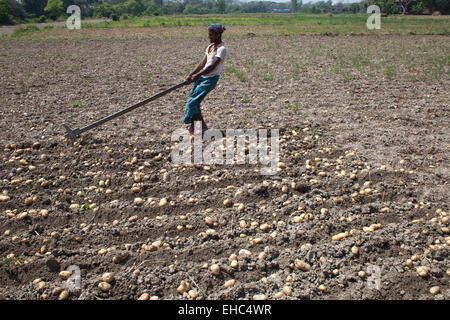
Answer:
208;23;226;34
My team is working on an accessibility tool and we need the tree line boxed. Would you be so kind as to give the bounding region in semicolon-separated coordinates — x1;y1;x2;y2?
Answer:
1;0;448;25
362;0;448;15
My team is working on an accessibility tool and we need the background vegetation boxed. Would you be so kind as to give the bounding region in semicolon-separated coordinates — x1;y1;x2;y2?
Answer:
0;0;448;26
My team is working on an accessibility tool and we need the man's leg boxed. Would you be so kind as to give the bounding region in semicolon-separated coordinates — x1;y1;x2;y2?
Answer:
193;113;207;129
184;76;218;132
185;84;206;125
189;114;207;135
185;88;212;129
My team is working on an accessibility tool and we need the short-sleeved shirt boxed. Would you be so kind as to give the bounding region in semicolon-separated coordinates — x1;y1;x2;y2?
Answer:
202;42;227;78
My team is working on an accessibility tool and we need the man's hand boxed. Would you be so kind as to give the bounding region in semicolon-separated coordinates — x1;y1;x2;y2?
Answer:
191;73;200;82
186;74;194;84
185;55;207;84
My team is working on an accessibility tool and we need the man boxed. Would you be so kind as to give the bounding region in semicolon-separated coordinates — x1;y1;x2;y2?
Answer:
184;23;227;135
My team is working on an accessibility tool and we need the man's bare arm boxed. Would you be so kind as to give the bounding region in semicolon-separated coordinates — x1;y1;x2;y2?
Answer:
187;55;207;82
192;56;221;80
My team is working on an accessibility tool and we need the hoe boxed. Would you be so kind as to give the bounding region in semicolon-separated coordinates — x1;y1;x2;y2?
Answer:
63;80;188;140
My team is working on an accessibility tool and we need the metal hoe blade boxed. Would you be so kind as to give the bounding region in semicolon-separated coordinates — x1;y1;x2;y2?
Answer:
63;124;81;140
63;80;189;140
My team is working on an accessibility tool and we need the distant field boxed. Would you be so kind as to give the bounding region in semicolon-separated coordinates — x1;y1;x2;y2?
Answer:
1;13;449;40
82;13;450;28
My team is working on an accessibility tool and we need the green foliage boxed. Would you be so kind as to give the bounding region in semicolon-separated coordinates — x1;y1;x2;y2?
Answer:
1;258;14;272
244;57;254;66
284;102;300;113
25;14;48;23
23;0;47;18
3;0;448;24
183;4;209;15
116;0;146;16
241;95;251;103
291;0;298;12
213;0;226;14
0;0;25;25
94;3;116;18
410;1;425;14
1;254;25;273
44;0;64;20
384;65;396;79
421;0;450;13
72;101;92;108
348;3;362;13
366;0;449;14
143;3;161;16
374;0;399;14
263;73;274;81
12;24;39;37
0;0;13;25
81;13;449;37
235;70;246;82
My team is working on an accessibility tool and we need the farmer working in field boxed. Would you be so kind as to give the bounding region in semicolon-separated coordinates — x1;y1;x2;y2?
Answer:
184;23;227;134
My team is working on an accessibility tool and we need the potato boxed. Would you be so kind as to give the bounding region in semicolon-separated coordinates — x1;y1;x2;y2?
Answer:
35;281;46;291
112;251;129;264
416;266;430;277
98;282;111;292
295;259;311;271
177;281;190;294
138;293;150;300
282;286;292;295
16;212;28;220
102;272;115;283
210;264;220;276
274;292;284;299
429;286;440;295
205;217;214;226
223;199;232;207
332;231;348;241
59;271;70;280
224;279;236;288
159;198;168;207
188;290;198;299
57;290;69;300
239;249;252;257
